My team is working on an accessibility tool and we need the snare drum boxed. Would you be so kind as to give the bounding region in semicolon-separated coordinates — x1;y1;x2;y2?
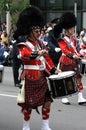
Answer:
48;71;78;99
80;59;86;75
0;65;4;82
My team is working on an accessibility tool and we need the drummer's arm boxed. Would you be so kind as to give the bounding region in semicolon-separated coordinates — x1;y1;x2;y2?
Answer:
66;53;74;59
45;54;61;75
50;66;57;74
59;39;73;58
59;40;79;59
50;66;61;74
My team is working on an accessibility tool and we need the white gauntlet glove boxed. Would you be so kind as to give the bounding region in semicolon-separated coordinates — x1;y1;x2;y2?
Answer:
55;47;61;53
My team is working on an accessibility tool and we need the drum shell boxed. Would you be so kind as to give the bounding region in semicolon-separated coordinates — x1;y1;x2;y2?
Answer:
80;59;86;75
48;73;78;99
0;65;4;83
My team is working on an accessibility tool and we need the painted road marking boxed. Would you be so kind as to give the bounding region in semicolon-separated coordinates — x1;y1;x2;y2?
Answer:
0;93;17;98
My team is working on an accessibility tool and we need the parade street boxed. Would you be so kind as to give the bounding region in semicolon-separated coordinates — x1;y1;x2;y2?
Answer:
0;66;86;130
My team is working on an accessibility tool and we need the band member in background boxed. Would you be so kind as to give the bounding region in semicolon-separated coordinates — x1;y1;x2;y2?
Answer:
14;6;61;130
12;39;22;87
47;18;62;66
79;34;86;57
12;35;26;87
54;12;86;105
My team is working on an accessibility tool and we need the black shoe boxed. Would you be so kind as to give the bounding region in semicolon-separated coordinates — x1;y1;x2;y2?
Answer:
62;102;71;105
78;101;86;105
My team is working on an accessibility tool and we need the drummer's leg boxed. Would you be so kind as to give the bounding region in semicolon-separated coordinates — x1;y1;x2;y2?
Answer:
41;101;52;130
77;77;86;105
22;108;32;130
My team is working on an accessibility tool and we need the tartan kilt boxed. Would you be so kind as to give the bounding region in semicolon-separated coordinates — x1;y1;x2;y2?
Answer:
60;60;82;78
18;72;52;109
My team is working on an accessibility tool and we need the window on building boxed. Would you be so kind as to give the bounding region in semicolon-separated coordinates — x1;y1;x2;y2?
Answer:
39;0;63;10
63;0;81;10
82;0;86;10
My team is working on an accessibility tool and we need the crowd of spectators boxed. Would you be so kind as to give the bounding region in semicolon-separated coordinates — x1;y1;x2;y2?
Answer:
0;21;86;67
0;22;13;66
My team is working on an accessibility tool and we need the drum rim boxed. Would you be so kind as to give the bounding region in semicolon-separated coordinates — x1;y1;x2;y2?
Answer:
49;71;75;80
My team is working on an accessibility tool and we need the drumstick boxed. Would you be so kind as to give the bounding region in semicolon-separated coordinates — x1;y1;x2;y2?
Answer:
45;60;52;76
57;62;60;69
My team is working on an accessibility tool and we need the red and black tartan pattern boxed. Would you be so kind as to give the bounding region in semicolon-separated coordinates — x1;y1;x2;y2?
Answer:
18;72;52;109
60;60;82;78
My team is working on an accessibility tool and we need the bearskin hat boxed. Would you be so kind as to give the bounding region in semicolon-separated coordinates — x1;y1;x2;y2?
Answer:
53;12;77;38
14;5;44;39
60;12;77;29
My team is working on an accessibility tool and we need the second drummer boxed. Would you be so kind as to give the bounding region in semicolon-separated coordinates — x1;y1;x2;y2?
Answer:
54;12;86;105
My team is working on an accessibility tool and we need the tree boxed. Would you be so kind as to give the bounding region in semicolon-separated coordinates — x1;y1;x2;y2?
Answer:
0;0;30;24
0;0;30;40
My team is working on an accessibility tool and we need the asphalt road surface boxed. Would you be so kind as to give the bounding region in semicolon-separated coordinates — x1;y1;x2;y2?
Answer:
0;66;86;130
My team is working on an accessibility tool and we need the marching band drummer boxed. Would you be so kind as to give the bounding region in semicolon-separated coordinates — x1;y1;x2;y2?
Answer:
79;34;86;75
79;34;86;57
13;6;61;130
54;12;86;105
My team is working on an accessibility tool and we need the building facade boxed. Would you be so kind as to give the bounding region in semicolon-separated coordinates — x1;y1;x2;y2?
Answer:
30;0;86;32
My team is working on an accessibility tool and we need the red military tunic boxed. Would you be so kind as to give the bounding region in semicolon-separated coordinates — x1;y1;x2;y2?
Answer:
59;36;80;64
17;40;55;110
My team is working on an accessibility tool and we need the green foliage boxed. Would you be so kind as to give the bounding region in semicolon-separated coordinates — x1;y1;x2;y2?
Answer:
0;0;30;23
0;0;12;12
14;0;29;12
0;0;29;13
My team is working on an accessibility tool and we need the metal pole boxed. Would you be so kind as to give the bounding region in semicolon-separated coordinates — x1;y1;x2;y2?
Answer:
6;3;12;44
6;11;11;36
74;1;77;36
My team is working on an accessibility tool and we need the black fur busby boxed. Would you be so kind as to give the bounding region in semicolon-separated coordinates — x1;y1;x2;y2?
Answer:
14;5;44;39
54;12;77;39
60;12;77;29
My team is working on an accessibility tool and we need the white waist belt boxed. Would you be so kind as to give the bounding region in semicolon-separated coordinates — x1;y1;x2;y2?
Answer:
24;65;45;70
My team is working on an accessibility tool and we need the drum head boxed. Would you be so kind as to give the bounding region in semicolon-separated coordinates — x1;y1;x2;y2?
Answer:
81;59;86;64
0;65;4;71
49;71;75;80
